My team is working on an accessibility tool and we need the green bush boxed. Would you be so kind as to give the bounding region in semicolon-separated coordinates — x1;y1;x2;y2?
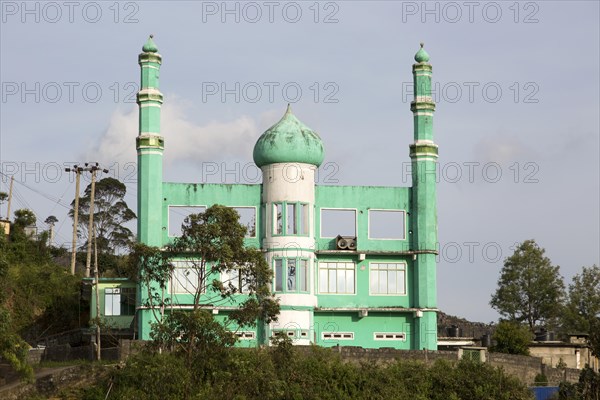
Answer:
77;347;534;400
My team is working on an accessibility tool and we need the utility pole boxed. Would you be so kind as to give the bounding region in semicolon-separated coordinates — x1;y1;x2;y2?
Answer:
65;165;83;275
6;176;14;220
83;163;108;278
94;227;101;360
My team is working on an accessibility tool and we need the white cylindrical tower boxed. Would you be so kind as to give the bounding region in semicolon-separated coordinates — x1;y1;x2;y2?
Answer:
253;105;325;345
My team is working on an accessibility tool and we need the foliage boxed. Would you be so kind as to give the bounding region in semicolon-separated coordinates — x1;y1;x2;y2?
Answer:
44;215;58;225
70;177;136;254
13;208;36;227
128;205;279;339
0;191;7;218
490;239;565;332
149;309;237;383
0;303;34;382
0;227;81;384
491;320;532;355
561;265;600;356
558;367;600;400
76;347;533;400
534;373;549;386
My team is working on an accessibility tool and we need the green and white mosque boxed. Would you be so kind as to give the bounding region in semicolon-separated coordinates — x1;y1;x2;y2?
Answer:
135;36;439;350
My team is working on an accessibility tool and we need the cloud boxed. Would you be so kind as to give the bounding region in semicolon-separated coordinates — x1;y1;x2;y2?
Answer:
84;97;268;167
473;135;534;164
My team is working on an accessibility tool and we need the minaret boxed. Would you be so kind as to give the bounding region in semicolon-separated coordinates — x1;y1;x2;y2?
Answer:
253;105;325;345
136;36;164;339
409;43;438;350
136;35;164;247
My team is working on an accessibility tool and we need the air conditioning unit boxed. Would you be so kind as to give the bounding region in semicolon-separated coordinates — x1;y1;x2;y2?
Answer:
336;235;357;250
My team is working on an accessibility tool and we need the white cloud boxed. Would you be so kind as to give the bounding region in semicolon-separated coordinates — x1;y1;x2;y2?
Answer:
84;98;271;167
473;135;534;164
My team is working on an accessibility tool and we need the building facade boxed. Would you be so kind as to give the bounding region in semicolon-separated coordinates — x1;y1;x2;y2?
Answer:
135;36;439;350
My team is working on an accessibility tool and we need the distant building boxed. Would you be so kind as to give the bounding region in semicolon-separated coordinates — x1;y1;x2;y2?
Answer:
134;36;439;350
529;333;599;371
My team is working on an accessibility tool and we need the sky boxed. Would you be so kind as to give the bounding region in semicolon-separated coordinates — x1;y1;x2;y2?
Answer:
1;0;599;323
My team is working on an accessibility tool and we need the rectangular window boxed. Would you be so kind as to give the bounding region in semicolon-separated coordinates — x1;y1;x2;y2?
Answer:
368;210;406;239
320;209;356;238
274;258;283;292
222;268;249;294
120;287;136;316
370;263;406;295
236;331;256;340
374;332;406;341
104;288;121;316
232;207;257;238
287;258;297;291
274;258;309;293
318;262;355;294
274;203;283;235
171;261;201;294
299;204;309;235
168;206;206;237
287;203;297;234
322;332;354;340
299;259;308;292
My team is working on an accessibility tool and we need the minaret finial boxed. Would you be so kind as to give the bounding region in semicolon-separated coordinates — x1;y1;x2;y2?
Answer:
414;43;430;63
286;103;292;114
142;35;158;53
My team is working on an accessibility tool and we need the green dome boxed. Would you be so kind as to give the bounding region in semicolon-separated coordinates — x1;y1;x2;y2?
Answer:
253;105;325;167
142;35;158;53
414;43;430;63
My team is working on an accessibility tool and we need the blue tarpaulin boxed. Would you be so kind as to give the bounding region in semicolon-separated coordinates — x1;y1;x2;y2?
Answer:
530;386;559;400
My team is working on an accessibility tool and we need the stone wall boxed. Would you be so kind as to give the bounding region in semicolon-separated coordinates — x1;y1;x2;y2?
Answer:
488;353;544;385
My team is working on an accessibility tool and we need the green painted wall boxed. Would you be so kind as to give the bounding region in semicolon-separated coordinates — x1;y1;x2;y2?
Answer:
88;280;136;330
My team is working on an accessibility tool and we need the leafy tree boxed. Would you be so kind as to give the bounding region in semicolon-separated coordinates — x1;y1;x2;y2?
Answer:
70;177;136;254
490;239;565;332
0;191;7;218
558;367;600;400
561;265;600;356
13;208;36;228
491;320;532;355
128;205;279;347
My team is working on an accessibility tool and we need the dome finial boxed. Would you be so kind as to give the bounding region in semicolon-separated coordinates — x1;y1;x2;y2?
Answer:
285;103;292;114
414;43;430;63
420;42;424;48
142;35;158;53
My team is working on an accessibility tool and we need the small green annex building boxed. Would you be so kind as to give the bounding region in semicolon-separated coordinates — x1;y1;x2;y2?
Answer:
135;37;439;350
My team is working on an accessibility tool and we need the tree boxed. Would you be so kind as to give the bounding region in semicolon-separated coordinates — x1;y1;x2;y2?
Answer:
491;320;531;355
44;215;58;247
128;205;279;351
561;265;600;356
13;208;36;228
490;239;565;332
0;191;7;218
70;177;136;254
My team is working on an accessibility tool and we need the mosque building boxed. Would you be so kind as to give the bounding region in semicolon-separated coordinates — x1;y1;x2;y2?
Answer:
134;36;439;350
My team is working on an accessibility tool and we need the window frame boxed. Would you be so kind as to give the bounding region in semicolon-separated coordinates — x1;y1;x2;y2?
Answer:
170;260;204;295
221;266;250;294
317;261;356;295
104;287;121;316
273;257;310;294
367;209;407;240
167;205;207;238
319;208;358;238
272;201;310;237
369;262;407;296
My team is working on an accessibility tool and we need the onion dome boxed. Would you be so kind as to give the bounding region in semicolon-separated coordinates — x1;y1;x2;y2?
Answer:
142;35;158;53
253;105;325;167
414;43;430;63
